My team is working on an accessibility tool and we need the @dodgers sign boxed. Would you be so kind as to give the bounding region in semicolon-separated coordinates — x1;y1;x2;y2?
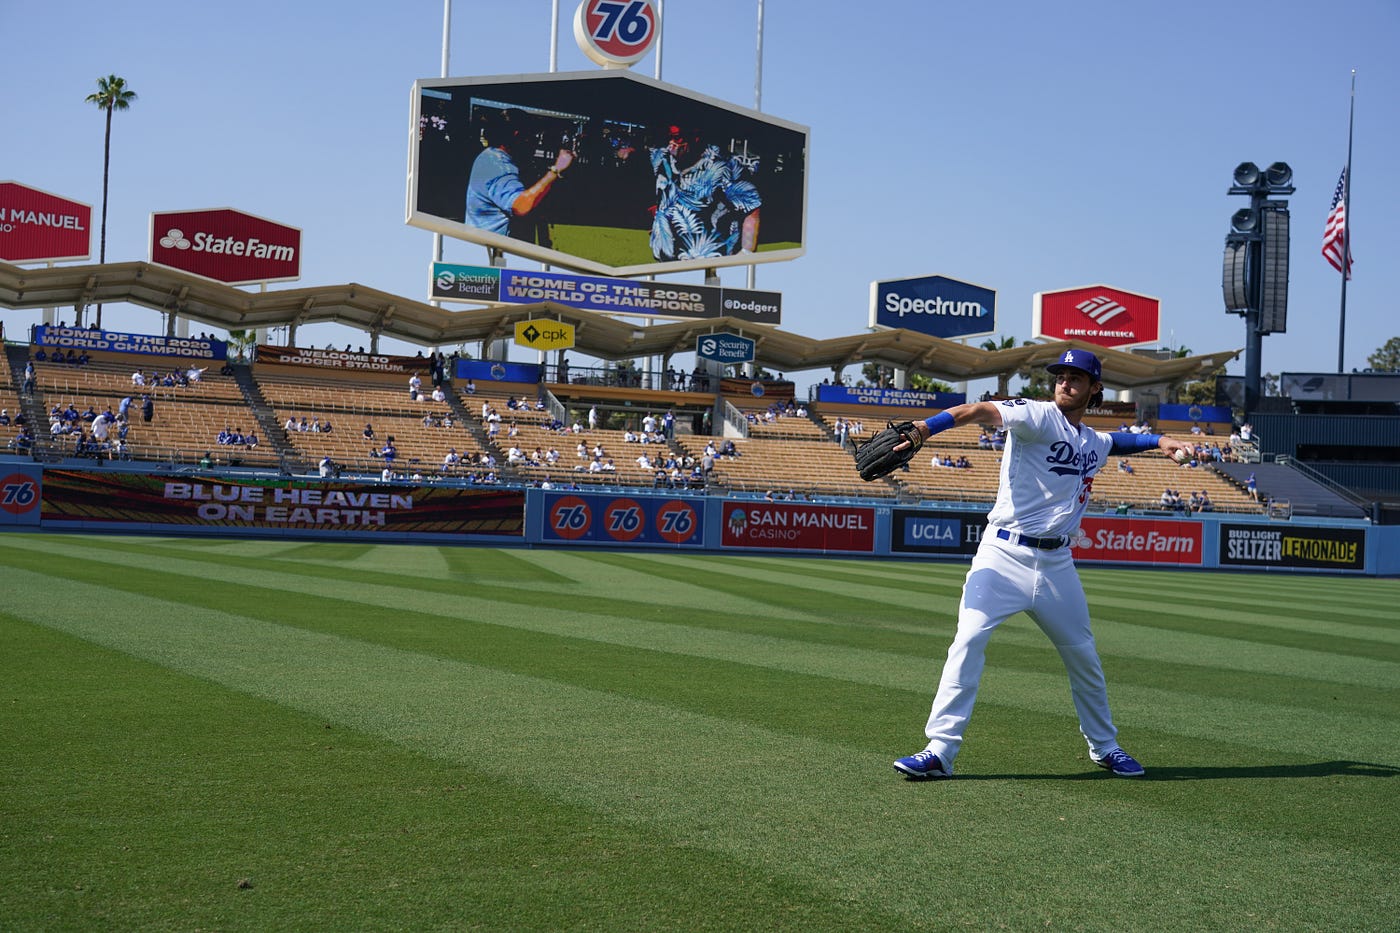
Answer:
696;333;755;364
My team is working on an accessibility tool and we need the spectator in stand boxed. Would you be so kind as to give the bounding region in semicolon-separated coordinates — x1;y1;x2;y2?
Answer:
588;406;598;431
409;372;423;399
245;430;259;448
310;417;323;433
0;410;9;427
1118;459;1134;474
464;378;476;395
1188;491;1202;512
381;439;398;463
200;451;214;469
600;458;616;472
1197;490;1214;512
363;423;375;440
141;395;154;423
1246;472;1258;501
285;415;298;433
1160;488;1174;510
432;385;447;403
298;417;310;432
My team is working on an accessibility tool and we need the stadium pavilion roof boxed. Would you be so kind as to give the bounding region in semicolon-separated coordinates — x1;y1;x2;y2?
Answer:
0;259;1239;390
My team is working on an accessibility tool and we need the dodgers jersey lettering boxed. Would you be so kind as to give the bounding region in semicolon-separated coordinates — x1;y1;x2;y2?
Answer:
984;398;1113;538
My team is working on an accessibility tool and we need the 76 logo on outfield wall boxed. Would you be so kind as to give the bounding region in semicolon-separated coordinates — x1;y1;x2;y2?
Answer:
574;0;658;67
604;498;645;542
549;495;592;540
0;475;38;515
656;500;699;544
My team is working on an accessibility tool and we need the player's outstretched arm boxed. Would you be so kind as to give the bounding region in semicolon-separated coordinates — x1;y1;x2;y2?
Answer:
902;401;1003;448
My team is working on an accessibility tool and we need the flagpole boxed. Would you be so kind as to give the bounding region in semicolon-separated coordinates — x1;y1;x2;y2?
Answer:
1337;70;1355;373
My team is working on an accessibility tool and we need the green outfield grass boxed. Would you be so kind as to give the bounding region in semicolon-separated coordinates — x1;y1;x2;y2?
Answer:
2;533;1397;931
548;224;797;267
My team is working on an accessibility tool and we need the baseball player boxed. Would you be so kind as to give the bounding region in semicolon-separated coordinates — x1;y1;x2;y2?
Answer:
891;349;1197;779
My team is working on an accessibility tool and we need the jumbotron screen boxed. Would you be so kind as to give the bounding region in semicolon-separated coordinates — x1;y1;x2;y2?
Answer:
407;70;808;277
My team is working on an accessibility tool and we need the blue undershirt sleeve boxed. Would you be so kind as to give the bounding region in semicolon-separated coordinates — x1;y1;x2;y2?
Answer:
1109;432;1162;455
923;411;956;436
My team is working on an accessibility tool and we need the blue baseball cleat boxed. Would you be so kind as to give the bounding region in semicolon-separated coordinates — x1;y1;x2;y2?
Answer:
1092;748;1145;777
893;749;949;780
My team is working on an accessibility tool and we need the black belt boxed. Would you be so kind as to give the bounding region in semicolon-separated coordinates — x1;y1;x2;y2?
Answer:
995;528;1066;550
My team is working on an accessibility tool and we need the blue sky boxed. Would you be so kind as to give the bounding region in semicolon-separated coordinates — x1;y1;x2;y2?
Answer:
5;0;1397;396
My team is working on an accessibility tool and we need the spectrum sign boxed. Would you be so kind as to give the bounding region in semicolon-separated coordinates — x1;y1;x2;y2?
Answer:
148;207;302;285
869;274;996;340
1032;284;1160;349
0;180;91;263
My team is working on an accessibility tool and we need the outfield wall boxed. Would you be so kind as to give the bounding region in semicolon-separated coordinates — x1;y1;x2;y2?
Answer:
3;465;1395;575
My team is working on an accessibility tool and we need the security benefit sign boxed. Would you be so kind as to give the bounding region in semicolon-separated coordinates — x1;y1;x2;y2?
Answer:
39;472;525;537
1218;523;1366;572
721;501;875;554
696;333;755;365
515;319;576;352
542;492;703;547
869;274;996;339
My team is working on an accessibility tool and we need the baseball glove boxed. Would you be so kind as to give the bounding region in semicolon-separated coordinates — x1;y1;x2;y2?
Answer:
854;421;923;481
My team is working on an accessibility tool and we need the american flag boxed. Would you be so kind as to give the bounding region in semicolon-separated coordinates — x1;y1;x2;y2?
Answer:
1322;168;1352;278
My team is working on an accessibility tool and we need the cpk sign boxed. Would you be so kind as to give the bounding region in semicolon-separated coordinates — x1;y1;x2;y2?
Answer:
0;181;91;263
1033;284;1160;350
573;0;658;68
149;208;301;285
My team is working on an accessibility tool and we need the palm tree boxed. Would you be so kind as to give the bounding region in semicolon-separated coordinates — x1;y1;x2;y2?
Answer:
85;74;137;329
979;335;1019;397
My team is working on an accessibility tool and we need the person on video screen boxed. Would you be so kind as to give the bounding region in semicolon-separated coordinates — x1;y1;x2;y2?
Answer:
465;108;574;238
649;125;762;262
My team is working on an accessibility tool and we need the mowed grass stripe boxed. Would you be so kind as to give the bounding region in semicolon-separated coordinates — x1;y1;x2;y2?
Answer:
5;569;1396;929
4;540;1395;764
1;616;909;931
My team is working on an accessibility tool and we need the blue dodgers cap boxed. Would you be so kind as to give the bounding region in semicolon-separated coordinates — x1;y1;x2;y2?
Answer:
1046;348;1102;382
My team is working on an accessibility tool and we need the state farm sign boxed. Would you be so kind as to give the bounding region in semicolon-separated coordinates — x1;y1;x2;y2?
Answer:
1071;516;1202;566
149;208;301;285
0;181;91;263
1032;284;1160;350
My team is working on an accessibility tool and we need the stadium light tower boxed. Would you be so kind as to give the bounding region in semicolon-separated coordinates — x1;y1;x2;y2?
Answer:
1222;161;1292;413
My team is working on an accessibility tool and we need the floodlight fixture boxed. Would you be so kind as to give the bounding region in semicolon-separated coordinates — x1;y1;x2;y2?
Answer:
1233;162;1261;187
1231;208;1260;234
1265;161;1293;187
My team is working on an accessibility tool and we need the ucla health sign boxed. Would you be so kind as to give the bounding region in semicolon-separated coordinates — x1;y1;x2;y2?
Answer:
869;274;996;339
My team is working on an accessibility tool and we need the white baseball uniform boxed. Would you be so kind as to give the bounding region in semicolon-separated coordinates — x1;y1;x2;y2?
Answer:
920;398;1121;773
